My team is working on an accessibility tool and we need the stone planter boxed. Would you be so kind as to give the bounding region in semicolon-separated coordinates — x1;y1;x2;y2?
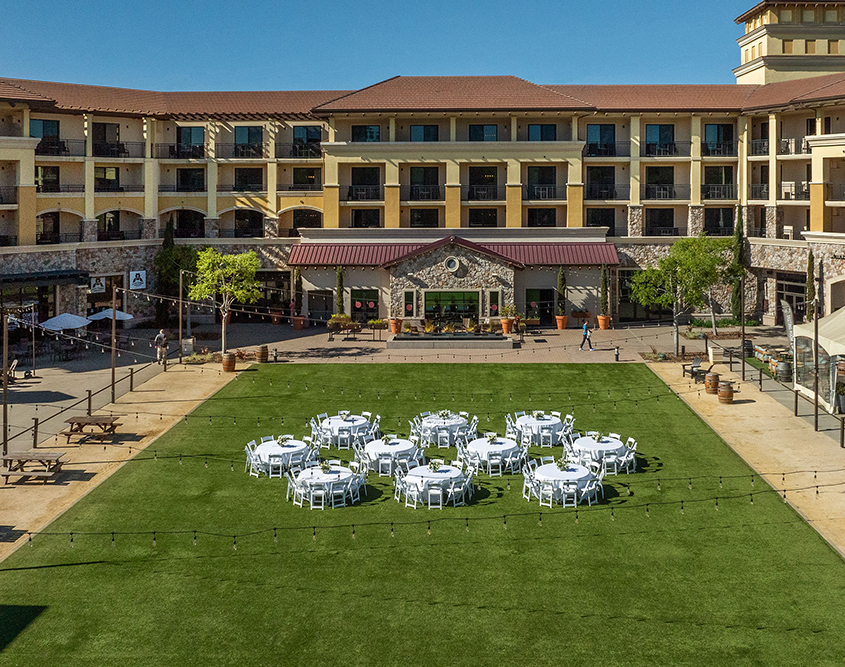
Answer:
597;315;611;330
555;315;568;330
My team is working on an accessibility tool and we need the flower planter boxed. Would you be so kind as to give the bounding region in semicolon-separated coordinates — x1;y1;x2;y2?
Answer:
501;318;514;334
389;318;403;334
555;315;568;330
597;315;611;330
292;316;306;330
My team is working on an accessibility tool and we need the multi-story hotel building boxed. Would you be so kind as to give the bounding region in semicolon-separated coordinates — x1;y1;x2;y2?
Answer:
4;1;845;327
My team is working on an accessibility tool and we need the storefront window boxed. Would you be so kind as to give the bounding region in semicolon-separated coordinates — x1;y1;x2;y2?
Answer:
424;291;479;323
351;289;379;323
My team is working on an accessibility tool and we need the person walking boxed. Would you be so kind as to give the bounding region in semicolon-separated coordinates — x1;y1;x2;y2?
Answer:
154;329;167;364
579;321;594;351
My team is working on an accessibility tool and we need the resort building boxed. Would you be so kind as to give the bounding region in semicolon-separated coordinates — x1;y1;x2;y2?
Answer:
4;1;845;326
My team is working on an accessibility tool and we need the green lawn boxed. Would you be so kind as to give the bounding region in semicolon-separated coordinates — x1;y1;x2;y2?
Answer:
1;363;844;666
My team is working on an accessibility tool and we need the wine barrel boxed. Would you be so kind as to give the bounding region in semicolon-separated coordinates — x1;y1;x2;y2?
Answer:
776;360;792;383
705;372;721;395
718;381;734;404
256;345;268;363
222;352;236;372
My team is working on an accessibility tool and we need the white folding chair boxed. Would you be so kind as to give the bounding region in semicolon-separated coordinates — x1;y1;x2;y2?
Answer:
580;479;599;506
539;426;554;448
308;484;326;510
337;427;353;450
487;453;503;477
604;452;620;475
377;455;393;477
348;479;360;504
550;411;561;418
267;454;284;479
514;411;526;418
560;482;578;508
538;482;556;508
540;456;555;465
330;482;347;508
361;411;372;422
260;435;275;443
436;427;451;448
405;481;422;508
427;484;443;510
608;433;621;441
244;442;256;473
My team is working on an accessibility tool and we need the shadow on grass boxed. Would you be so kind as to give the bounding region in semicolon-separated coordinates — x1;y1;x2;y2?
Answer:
0;526;27;543
0;605;47;651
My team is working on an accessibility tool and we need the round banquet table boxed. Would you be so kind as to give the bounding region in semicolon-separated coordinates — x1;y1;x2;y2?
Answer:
297;465;355;488
405;464;465;491
466;436;519;463
364;438;416;469
516;414;563;443
321;415;369;441
533;463;592;496
421;413;467;444
253;439;310;465
571;435;627;460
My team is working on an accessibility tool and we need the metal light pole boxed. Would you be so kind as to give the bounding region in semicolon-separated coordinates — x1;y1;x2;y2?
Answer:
814;297;820;432
741;273;746;382
30;304;37;379
111;285;117;404
2;309;8;457
178;269;184;365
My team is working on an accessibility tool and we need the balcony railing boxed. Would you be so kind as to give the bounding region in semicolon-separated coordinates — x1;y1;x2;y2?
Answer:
402;185;443;201
750;184;769;200
160;227;205;239
641;142;692;157
215;143;269;159
585;183;629;200
36;184;85;194
218;228;265;239
279;183;323;192
701;184;738;200
780;181;810;200
0;235;16;247
276;143;322;159
35;139;86;157
217;183;266;193
0;187;17;205
36;232;83;245
645;226;687;237
97;229;142;242
583;142;631;157
523;184;564;200
342;185;384;201
750;139;769;156
461;185;506;201
701;142;738;157
779;138;812;155
642;184;691;200
154;143;207;159
828;183;845;201
703;225;735;237
92;141;145;158
748;225;767;238
159;184;206;193
94;184;145;193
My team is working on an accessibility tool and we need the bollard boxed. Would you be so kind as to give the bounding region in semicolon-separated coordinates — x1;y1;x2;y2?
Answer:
728;350;733;371
759;368;763;392
129;367;134;392
794;389;799;417
163;353;167;372
681;345;685;356
273;349;278;363
841;417;844;449
614;347;620;362
32;417;38;449
87;389;92;416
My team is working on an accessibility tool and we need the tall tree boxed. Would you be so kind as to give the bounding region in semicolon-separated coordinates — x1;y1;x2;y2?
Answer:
153;215;197;326
806;250;816;322
556;267;567;315
335;266;345;315
188;249;261;353
730;209;746;321
600;264;609;317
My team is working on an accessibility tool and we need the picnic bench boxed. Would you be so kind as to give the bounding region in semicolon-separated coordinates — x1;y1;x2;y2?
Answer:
2;450;65;484
61;416;122;443
682;357;713;384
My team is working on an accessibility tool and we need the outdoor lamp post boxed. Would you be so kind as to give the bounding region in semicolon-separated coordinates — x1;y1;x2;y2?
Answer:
814;297;820;432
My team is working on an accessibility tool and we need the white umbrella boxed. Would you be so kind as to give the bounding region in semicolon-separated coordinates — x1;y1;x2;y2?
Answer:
41;313;92;331
87;308;134;321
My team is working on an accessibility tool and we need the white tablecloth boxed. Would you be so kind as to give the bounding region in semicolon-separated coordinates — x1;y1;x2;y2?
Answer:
516;415;563;443
405;464;464;491
297;465;355;487
321;415;369;440
421;414;467;444
467;437;519;463
365;438;416;461
254;440;310;465
533;463;592;494
571;436;627;460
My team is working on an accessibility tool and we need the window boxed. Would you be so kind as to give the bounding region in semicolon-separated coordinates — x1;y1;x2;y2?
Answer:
780;9;793;23
349;166;381;200
176;168;204;192
806;40;816;54
94;166;119;191
825;117;833;134
351;289;379;323
469;124;497;141
751;45;756;59
97;211;121;237
30;119;59;139
37;211;60;238
704;124;735;155
35;166;60;193
410;209;439;228
177;126;204;146
704;165;733;185
783;39;794;54
424;291;480;322
293;126;321;145
644;124;675;155
704;208;734;236
234;167;263;191
351;125;380;142
586;124;616;155
234;210;263;238
467;166;499;200
527;166;556;199
806;118;817;136
586;208;615;236
292;167;321;190
468;209;498;227
826;8;839;23
528;124;556;141
351;209;380;228
803;9;816;23
487;290;500;317
831;41;840;55
645;208;674;233
404;290;416;318
293;209;322;230
409;166;439;197
235;126;262;145
410;125;439;142
93;122;119;143
646;166;673;185
527;209;556;227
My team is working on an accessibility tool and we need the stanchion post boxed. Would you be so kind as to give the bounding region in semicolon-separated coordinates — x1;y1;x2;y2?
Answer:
814;297;820;432
87;389;92;416
759;368;763;392
728;349;733;372
2;309;8;458
841;417;844;449
111;285;117;404
129;367;134;392
178;269;183;365
32;417;38;449
794;389;799;416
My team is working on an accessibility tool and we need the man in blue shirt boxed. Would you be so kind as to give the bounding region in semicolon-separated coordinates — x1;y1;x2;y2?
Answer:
579;322;593;351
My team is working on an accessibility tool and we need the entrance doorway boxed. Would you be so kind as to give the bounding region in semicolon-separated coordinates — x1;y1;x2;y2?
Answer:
776;272;806;323
307;290;333;323
423;291;479;323
525;288;555;325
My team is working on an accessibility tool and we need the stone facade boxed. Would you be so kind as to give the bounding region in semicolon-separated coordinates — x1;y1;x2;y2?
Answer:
688;205;704;237
82;219;98;243
627;205;643;237
204;217;219;239
141;218;157;240
263;217;279;238
765;206;784;240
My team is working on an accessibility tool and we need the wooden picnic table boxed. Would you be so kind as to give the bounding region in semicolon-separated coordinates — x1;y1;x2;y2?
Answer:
62;416;122;443
2;450;65;483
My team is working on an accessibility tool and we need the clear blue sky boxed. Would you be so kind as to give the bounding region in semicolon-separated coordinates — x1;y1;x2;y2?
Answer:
4;0;752;91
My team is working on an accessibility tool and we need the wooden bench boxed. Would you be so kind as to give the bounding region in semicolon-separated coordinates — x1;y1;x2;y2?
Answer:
59;429;90;444
2;469;56;484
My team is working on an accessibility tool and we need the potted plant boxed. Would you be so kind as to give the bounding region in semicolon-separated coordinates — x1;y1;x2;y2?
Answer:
368;318;387;330
327;313;352;331
389;305;403;334
500;304;518;334
292;268;306;330
555;267;568;330
597;264;611;330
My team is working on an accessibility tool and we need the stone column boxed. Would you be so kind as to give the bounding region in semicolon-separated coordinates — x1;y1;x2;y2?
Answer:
763;274;778;325
82;218;98;243
263;216;279;238
688;205;704;237
627;204;643;237
739;205;754;237
765;205;783;239
140;218;157;240
204;217;219;239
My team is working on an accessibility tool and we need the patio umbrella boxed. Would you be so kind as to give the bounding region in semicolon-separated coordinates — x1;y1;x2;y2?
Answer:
87;308;134;321
41;313;92;331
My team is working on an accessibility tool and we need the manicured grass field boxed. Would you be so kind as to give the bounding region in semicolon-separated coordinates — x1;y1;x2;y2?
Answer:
1;363;844;665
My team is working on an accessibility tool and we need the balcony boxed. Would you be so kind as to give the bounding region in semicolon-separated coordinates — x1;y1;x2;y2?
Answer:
701;142;738;157
216;143;269;159
92;141;145;158
0;235;16;247
402;185;443;201
275;143;322;159
217;183;267;193
35;139;86;157
780;181;810;200
342;185;384;201
160;228;205;239
585;183;629;200
703;225;735;237
0;187;17;205
97;229;142;241
828;183;845;201
750;184;769;200
461;185;506;201
642;184;691;200
159;185;206;193
583;142;631;158
523;184;564;201
750;139;769;156
36;184;85;194
645;226;687;237
778;138;811;156
279;183;323;192
701;184;738;200
154;143;207;159
36;232;82;245
94;184;145;193
748;225;767;238
218;228;264;239
641;142;692;157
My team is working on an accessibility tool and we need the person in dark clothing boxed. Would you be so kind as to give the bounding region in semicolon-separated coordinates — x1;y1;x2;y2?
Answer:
579;321;594;351
154;329;167;363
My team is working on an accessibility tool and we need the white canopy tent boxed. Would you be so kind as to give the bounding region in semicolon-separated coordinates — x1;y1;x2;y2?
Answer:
793;306;845;357
87;308;134;322
792;307;845;412
40;313;92;331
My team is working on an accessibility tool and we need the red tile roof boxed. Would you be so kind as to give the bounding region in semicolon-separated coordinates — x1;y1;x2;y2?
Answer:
381;236;526;268
742;71;845;110
312;76;593;112
546;84;760;112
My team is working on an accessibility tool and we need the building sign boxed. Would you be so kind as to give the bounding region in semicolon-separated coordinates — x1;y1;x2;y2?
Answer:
130;270;147;290
90;277;106;294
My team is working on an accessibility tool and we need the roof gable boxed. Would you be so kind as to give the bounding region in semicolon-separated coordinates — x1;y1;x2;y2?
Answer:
381;236;525;269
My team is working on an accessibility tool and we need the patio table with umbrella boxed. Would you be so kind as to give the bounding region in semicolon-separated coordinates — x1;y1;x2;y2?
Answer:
87;308;134;322
40;313;92;331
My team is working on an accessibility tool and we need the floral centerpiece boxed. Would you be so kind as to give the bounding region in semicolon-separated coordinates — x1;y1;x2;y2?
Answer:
593;432;602;442
339;410;351;421
486;432;498;444
437;409;451;419
532;410;545;419
556;457;571;471
320;460;332;473
278;434;293;444
428;460;442;472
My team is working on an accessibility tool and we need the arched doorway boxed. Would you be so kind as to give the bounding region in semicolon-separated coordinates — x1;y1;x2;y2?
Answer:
234;209;264;238
36;211;84;244
96;210;143;241
163;210;205;238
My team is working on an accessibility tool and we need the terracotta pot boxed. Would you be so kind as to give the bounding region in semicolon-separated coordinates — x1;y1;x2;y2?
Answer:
597;315;611;330
222;352;236;372
389;318;403;334
501;318;514;334
293;316;306;331
555;315;568;330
